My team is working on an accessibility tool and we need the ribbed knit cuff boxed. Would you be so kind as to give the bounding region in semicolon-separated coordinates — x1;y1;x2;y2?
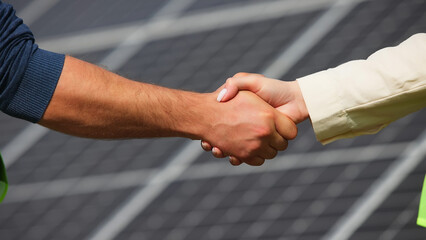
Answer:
6;49;65;123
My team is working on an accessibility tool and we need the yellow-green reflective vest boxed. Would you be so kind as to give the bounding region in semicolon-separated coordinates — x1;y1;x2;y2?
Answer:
0;153;8;203
417;175;426;227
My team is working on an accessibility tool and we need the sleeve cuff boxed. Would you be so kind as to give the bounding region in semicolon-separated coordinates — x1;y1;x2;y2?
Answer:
297;70;352;144
5;49;65;123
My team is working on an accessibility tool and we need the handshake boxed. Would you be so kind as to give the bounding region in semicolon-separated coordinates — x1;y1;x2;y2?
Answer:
35;35;422;169
199;72;309;167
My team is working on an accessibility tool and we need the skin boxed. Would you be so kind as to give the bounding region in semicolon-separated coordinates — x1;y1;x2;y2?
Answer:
201;72;309;165
39;57;297;166
221;73;309;124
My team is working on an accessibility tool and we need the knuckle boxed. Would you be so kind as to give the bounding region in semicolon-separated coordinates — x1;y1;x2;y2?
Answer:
234;72;249;77
257;128;271;138
275;138;288;151
263;110;275;119
246;75;258;85
252;73;263;78
226;77;234;85
265;152;277;160
250;140;263;151
239;151;252;160
248;159;265;166
256;124;273;138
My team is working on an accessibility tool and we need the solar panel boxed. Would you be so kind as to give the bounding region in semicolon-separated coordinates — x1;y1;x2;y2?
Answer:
1;0;425;239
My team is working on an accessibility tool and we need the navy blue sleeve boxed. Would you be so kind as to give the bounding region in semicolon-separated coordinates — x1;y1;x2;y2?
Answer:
0;1;64;123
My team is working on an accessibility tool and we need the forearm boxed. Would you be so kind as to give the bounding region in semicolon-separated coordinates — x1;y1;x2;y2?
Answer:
297;33;426;144
39;56;209;139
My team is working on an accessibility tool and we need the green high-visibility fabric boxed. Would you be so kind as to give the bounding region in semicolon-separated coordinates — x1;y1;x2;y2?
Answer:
0;153;7;203
417;175;426;227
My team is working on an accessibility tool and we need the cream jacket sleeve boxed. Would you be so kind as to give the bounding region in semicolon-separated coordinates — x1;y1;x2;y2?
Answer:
297;33;426;144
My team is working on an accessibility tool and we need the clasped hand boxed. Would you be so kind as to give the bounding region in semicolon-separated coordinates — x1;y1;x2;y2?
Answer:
201;73;309;166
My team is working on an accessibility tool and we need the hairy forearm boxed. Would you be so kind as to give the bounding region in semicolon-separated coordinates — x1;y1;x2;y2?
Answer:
39;56;209;139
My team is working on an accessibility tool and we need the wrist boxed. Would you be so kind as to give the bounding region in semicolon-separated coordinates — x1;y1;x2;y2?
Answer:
290;81;309;122
171;92;215;140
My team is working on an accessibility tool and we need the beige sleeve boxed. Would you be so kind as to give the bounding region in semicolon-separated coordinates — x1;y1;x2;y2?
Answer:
297;33;426;144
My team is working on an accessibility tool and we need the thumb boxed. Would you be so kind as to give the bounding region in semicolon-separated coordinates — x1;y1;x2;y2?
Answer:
218;76;261;102
216;78;238;102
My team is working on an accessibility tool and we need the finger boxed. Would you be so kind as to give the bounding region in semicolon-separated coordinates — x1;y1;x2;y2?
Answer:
201;141;213;151
270;132;289;151
274;111;298;140
233;72;264;78
233;72;250;78
219;75;262;102
243;157;265;166
212;147;226;158
257;145;278;160
229;156;243;166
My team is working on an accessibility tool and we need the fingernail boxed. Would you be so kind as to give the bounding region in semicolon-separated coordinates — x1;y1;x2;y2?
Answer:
229;157;238;166
212;147;219;157
213;147;221;154
217;88;227;102
201;141;208;150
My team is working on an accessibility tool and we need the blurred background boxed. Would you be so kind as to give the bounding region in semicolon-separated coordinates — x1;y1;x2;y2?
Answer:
1;0;426;239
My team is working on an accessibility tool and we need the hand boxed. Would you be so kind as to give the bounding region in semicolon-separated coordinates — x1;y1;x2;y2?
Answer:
202;73;308;165
219;72;309;123
200;90;297;166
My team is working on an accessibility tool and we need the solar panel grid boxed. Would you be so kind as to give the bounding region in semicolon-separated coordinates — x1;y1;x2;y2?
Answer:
120;11;321;93
375;112;424;144
350;158;426;240
116;156;396;239
0;187;135;240
3;0;26;10
9;124;406;239
5;136;189;184
0;114;27;148
111;114;422;239
73;48;115;66
186;0;283;13
0;0;425;239
6;133;97;184
350;116;422;151
5;132;77;183
380;196;423;240
28;0;170;38
282;0;426;81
